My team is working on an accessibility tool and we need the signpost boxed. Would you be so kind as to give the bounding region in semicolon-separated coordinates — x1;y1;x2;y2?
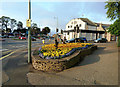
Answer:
27;0;32;63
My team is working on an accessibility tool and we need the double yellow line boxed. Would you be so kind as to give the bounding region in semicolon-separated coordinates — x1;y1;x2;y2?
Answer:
0;50;15;60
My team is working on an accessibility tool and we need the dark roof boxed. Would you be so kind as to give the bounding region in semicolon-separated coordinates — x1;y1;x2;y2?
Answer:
95;23;111;26
78;18;96;26
95;23;111;30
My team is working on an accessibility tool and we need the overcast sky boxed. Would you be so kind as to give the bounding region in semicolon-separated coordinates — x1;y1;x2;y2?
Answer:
0;0;113;34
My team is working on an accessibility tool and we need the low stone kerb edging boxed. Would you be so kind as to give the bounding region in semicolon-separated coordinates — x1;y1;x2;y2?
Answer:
32;45;97;72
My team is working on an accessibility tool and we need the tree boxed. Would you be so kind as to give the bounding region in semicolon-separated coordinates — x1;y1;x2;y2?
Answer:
17;21;23;33
42;27;50;35
31;23;38;35
108;19;120;36
1;16;10;32
17;21;23;29
10;19;17;32
105;1;120;47
105;2;120;21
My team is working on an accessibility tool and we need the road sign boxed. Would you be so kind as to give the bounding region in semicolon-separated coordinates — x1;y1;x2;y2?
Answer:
26;19;31;27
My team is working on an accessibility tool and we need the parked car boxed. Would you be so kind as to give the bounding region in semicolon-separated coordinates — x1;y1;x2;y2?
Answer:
19;36;26;40
3;35;9;38
9;35;15;38
31;37;36;41
0;37;5;41
94;38;108;43
65;37;87;43
78;37;87;42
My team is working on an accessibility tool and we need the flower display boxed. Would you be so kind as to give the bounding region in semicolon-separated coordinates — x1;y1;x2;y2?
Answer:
39;43;93;59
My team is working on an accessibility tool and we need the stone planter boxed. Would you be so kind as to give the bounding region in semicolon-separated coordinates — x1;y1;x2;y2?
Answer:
32;45;97;72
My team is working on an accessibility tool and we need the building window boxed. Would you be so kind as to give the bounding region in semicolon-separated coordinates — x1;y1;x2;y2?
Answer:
79;24;81;27
74;21;77;24
68;26;69;28
71;25;72;28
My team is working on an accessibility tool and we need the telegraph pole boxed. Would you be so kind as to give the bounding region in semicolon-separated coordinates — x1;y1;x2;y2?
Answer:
27;0;32;63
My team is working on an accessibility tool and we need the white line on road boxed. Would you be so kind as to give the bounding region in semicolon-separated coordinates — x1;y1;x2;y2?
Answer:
12;45;26;48
0;49;9;52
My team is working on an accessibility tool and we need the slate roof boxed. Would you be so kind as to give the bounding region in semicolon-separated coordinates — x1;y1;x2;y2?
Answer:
95;23;111;31
78;18;97;26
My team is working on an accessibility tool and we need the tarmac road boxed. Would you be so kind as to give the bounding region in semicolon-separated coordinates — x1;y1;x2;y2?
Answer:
1;38;54;85
1;41;119;85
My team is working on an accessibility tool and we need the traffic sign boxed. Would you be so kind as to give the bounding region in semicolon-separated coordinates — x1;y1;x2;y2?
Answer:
26;19;31;27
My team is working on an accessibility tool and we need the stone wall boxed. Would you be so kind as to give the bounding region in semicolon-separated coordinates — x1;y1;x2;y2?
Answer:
32;45;97;72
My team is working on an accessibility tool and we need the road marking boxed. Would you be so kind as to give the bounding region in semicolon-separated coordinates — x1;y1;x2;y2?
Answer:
12;45;25;48
2;50;12;54
0;49;9;51
0;51;15;60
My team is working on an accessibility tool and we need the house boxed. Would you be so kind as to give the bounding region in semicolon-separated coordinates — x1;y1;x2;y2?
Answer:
95;23;116;41
63;18;115;41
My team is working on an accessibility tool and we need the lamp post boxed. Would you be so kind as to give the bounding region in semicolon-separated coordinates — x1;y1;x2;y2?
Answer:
28;0;32;63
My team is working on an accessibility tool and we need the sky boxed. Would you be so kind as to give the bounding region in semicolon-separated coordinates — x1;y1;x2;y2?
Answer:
0;0;114;35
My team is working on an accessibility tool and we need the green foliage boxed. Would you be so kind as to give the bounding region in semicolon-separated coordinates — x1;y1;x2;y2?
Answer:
10;19;17;32
105;1;120;46
42;27;50;35
105;2;120;21
107;18;120;36
31;23;40;35
1;16;10;31
17;21;23;29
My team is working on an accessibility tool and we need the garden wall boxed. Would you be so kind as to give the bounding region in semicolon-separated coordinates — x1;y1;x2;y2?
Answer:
32;45;97;72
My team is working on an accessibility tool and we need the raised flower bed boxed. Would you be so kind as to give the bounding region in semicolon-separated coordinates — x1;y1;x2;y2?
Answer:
39;43;93;59
32;43;97;72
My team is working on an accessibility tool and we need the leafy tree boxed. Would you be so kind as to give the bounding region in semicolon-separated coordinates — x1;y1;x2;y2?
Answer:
21;28;27;33
10;19;17;32
105;1;120;46
42;27;50;35
1;16;10;32
31;23;38;35
108;18;120;36
17;21;23;33
7;28;11;33
17;21;23;29
105;2;120;21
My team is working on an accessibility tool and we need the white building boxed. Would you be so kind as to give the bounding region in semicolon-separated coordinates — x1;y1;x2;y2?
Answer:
63;18;111;41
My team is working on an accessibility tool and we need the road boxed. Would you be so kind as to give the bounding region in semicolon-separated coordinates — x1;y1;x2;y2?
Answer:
1;38;54;85
1;40;118;85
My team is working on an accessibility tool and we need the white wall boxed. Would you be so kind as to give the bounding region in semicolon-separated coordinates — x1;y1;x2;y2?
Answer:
66;18;86;30
65;18;98;41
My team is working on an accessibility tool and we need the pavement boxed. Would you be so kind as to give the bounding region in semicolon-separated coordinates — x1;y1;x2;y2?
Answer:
2;41;119;85
27;41;118;85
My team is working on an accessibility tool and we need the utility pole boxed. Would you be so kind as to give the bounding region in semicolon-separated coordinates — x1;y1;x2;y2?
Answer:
27;0;32;63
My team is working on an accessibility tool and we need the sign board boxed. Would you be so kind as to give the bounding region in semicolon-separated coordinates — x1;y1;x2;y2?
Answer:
26;19;31;27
